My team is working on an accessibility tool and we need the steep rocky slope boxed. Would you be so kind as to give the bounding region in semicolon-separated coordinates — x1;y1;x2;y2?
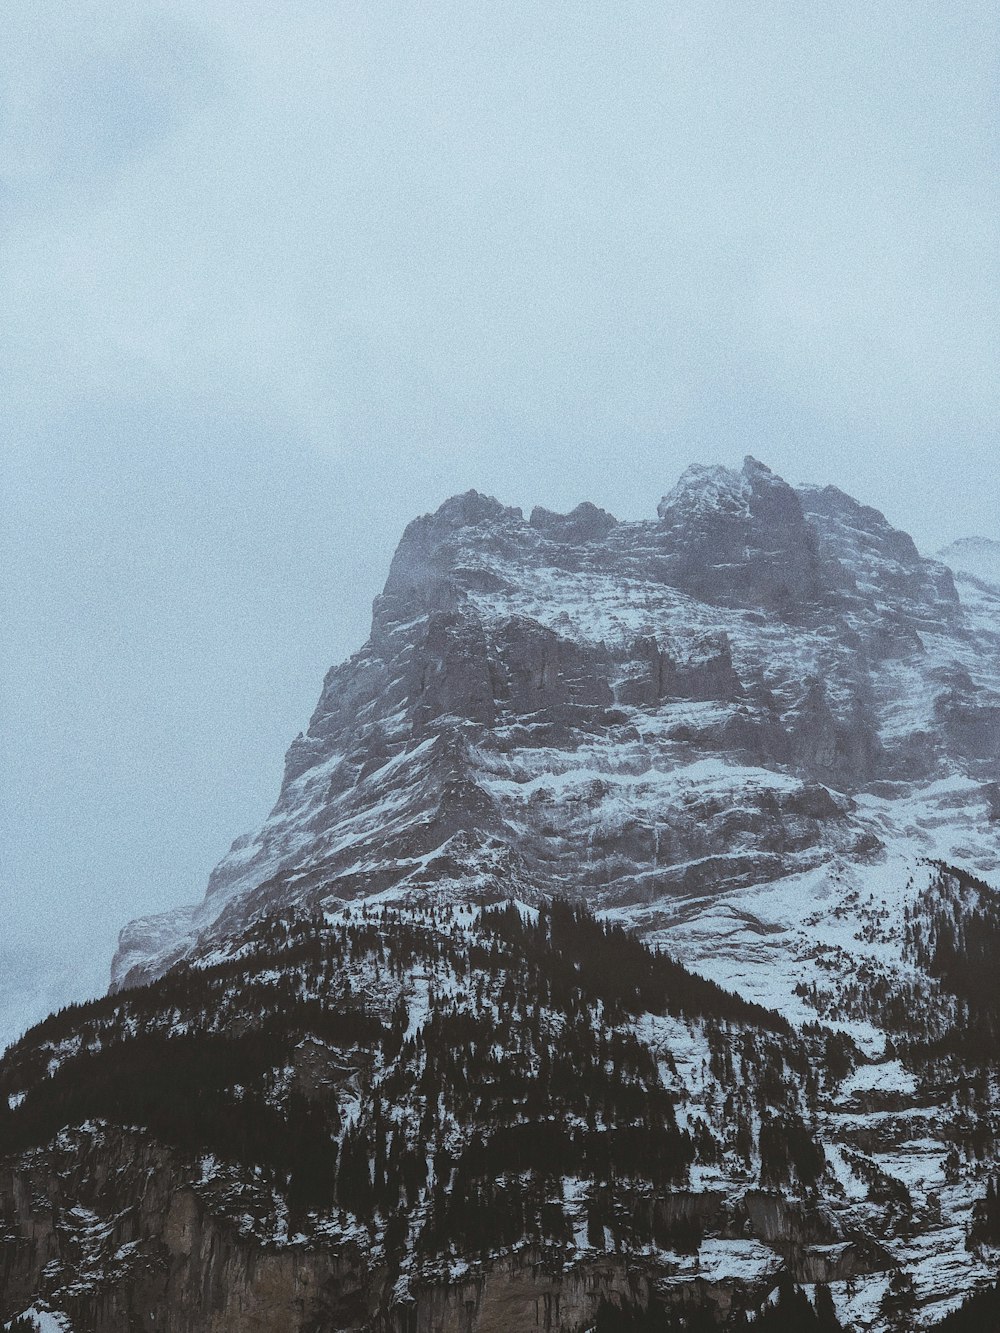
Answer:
4;458;1000;1331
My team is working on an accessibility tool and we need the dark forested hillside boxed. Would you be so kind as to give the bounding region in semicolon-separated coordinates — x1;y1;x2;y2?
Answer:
1;897;849;1326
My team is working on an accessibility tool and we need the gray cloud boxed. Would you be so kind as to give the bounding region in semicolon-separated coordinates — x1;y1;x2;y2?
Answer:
1;6;222;208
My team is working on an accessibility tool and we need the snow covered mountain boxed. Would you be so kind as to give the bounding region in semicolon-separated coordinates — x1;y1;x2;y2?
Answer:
113;457;1000;1001
4;458;1000;1331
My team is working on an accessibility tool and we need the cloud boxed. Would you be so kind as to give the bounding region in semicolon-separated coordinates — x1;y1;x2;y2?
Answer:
2;1;996;520
0;6;223;209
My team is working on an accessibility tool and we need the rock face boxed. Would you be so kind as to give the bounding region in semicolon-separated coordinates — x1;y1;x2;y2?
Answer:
0;1124;646;1333
0;1127;373;1331
111;456;999;989
656;458;826;611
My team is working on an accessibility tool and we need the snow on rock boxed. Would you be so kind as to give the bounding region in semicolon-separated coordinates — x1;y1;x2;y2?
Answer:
111;464;1000;1036
838;1061;917;1101
6;1308;75;1331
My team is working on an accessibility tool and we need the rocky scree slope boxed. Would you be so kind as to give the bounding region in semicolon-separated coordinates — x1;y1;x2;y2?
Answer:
4;457;1000;1331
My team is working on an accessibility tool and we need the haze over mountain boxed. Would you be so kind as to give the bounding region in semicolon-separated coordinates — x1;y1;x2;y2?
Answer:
939;538;1000;591
3;2;999;1324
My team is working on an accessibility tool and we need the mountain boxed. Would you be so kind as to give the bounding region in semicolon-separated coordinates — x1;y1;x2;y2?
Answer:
3;458;1000;1331
111;458;997;990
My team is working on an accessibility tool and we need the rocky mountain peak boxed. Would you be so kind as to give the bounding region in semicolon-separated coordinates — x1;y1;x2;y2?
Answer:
656;455;796;521
383;490;523;601
656;461;753;522
432;488;521;530
656;456;823;612
528;500;618;543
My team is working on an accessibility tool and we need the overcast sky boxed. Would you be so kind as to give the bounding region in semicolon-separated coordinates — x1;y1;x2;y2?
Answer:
2;0;998;1041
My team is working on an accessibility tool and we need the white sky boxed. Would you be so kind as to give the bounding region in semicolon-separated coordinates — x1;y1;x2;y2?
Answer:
1;0;998;1039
